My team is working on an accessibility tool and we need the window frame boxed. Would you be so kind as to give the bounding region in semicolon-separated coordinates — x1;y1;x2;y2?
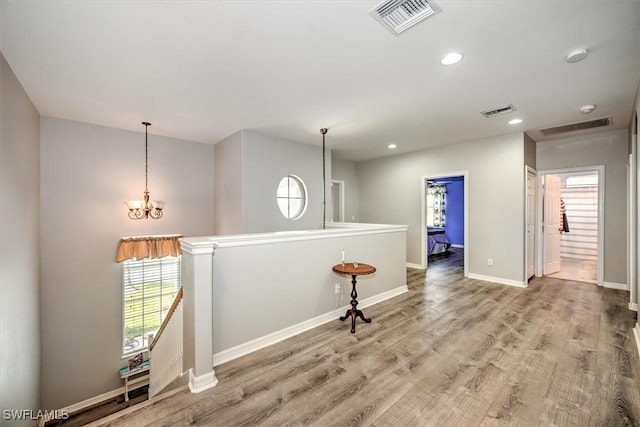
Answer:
276;174;308;220
121;255;181;357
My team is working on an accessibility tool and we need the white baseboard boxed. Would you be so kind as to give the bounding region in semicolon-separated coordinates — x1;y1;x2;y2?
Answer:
467;273;526;288
54;377;149;417
55;285;409;417
213;284;409;366
406;262;423;269
188;369;218;393
629;303;638;311
604;281;628;291
81;386;188;427
450;244;464;248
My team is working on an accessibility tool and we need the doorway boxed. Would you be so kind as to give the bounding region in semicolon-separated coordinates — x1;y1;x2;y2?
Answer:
331;180;345;222
538;167;603;285
420;172;468;276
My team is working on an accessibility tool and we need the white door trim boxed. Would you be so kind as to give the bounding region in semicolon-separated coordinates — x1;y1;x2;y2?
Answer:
420;171;469;278
628;124;637;309
536;165;605;287
525;166;537;283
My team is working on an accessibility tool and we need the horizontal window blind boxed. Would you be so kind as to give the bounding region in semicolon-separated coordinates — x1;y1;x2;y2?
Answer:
560;186;598;261
122;256;181;355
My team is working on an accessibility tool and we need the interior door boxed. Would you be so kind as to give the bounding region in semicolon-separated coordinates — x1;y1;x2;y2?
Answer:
527;171;536;279
544;175;561;275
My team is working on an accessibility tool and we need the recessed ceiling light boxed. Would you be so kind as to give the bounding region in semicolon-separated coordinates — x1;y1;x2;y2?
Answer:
580;104;596;114
387;143;397;149
566;48;589;63
441;52;463;65
508;118;523;125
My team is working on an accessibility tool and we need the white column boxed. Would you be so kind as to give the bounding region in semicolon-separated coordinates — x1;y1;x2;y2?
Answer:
181;239;218;393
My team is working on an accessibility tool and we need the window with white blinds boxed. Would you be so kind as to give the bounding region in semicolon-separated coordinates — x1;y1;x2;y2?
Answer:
122;256;181;355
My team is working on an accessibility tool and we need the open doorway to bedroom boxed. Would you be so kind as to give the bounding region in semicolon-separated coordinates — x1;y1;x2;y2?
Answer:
421;173;467;275
539;167;603;285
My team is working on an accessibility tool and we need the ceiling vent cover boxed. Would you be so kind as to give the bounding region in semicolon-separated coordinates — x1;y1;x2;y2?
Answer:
481;104;516;118
540;117;611;137
370;0;440;35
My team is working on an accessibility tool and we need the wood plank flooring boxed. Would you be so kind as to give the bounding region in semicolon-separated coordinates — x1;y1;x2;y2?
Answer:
91;248;640;426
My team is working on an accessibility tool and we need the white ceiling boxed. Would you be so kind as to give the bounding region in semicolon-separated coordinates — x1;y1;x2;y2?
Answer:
1;1;639;161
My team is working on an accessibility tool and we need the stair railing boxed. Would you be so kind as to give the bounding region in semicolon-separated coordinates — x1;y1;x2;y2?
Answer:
148;287;184;398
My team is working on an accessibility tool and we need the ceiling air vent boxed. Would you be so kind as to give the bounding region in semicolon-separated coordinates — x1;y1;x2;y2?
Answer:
540;117;611;137
481;104;515;118
370;0;441;35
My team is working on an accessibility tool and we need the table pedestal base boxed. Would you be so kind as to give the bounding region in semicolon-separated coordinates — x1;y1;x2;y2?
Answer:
340;309;371;334
339;274;371;333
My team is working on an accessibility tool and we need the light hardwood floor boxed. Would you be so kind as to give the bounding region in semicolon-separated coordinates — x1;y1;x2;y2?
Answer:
92;248;640;426
546;257;598;285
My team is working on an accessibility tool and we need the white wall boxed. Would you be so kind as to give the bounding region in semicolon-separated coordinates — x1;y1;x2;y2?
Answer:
0;53;41;426
39;118;214;409
357;132;526;283
537;128;629;285
331;156;360;222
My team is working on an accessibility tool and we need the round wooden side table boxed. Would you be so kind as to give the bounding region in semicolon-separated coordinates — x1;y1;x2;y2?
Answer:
332;262;376;333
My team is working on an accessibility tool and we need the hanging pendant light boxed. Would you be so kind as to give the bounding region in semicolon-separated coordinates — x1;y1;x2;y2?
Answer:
127;122;164;220
320;128;328;229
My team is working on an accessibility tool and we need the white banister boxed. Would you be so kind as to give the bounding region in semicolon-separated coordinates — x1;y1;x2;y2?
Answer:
149;290;184;398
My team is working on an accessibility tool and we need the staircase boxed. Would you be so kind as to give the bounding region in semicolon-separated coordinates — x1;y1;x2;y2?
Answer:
149;287;184;398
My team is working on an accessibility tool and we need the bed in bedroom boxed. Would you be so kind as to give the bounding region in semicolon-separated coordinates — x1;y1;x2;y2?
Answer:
427;227;451;255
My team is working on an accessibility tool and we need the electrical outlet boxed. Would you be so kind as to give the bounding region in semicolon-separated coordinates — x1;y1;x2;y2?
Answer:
488;258;493;266
335;283;341;294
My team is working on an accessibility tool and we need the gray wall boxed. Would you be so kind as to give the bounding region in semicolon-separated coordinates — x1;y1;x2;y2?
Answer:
40;118;214;409
331;156;360;222
215;129;330;234
243;130;328;232
210;228;407;354
524;133;537;170
214;131;243;235
0;53;41;425
358;132;526;282
537;128;628;285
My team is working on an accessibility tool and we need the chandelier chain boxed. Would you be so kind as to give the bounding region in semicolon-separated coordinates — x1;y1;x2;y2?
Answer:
127;121;163;220
143;121;150;193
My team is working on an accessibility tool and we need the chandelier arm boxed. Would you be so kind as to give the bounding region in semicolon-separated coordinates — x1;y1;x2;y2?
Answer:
128;209;144;220
149;209;163;219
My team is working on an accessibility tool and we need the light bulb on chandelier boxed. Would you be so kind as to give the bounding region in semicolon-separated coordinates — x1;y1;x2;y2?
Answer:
127;122;164;220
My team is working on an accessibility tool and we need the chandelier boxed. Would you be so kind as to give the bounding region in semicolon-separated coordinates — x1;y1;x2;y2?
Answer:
127;122;164;219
